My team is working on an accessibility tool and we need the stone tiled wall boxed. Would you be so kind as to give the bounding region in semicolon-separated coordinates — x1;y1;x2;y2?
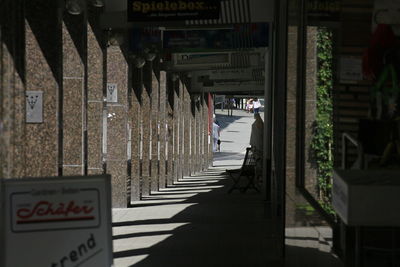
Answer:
1;1;108;180
0;1;215;208
304;27;318;197
285;25;319;226
286;26;298;200
286;26;299;227
0;0;26;178
24;0;61;177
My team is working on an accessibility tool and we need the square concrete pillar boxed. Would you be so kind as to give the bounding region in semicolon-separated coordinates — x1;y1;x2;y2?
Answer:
130;68;142;201
173;78;181;183
193;100;200;173
166;75;174;186
1;1;26;178
197;101;203;173
190;100;196;175
199;94;205;171
159;71;167;188
194;100;199;174
141;62;152;196
62;13;85;176
202;94;210;170
23;0;61;177
178;81;185;179
150;68;159;192
183;85;190;177
198;98;205;171
87;8;104;176
208;94;213;166
106;44;128;208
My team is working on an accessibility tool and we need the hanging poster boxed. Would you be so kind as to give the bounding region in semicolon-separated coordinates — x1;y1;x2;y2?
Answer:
163;23;269;52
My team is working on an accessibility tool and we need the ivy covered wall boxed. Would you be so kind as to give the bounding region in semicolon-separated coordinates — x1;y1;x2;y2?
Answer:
311;27;334;214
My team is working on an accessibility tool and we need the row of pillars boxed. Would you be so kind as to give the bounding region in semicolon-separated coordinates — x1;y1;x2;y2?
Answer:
128;61;214;205
0;0;213;208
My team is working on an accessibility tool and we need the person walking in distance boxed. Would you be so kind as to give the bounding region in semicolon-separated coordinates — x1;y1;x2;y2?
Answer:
212;117;220;152
253;97;261;114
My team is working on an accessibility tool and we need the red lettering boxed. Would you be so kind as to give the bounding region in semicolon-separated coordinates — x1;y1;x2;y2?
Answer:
16;201;94;219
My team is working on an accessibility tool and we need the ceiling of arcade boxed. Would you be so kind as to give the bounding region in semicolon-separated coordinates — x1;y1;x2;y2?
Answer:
101;0;274;95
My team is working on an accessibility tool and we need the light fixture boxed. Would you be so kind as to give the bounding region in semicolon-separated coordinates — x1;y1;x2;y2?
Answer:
107;31;124;46
134;57;146;69
171;74;179;82
145;53;156;61
66;0;82;15
129;54;137;61
191;94;200;102
92;0;104;7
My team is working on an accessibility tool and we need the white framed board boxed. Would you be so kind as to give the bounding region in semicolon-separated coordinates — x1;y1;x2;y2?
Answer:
1;175;113;267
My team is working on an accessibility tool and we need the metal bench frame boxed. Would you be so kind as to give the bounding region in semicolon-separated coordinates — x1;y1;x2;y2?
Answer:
227;147;260;193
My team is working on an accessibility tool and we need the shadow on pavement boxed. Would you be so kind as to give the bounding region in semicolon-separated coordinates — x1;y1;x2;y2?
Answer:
113;170;278;267
215;113;245;130
212;151;245;161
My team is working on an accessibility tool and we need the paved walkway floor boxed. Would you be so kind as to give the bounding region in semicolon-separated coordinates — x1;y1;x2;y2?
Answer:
112;109;280;267
112;109;343;267
113;168;281;267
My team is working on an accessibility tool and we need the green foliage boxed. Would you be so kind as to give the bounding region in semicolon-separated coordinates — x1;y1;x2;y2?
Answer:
296;204;316;216
311;27;334;215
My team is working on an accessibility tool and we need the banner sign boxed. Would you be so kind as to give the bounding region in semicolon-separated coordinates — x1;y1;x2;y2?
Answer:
164;29;232;51
163;23;269;52
173;52;230;66
1;175;113;267
209;68;253;80
129;28;162;52
307;0;341;24
127;0;221;21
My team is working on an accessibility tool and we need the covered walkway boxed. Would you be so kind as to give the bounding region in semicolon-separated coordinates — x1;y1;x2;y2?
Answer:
112;109;280;267
112;109;341;267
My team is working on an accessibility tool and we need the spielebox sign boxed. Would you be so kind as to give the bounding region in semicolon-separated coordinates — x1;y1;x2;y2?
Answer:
1;175;113;267
127;0;221;21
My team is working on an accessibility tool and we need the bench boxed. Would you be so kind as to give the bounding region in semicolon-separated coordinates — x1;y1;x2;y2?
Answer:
227;147;260;193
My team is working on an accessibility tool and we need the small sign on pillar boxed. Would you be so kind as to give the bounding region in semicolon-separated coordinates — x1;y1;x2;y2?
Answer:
25;91;43;123
107;83;118;103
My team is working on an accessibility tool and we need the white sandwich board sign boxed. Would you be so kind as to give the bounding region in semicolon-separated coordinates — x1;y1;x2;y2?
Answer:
0;175;113;267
